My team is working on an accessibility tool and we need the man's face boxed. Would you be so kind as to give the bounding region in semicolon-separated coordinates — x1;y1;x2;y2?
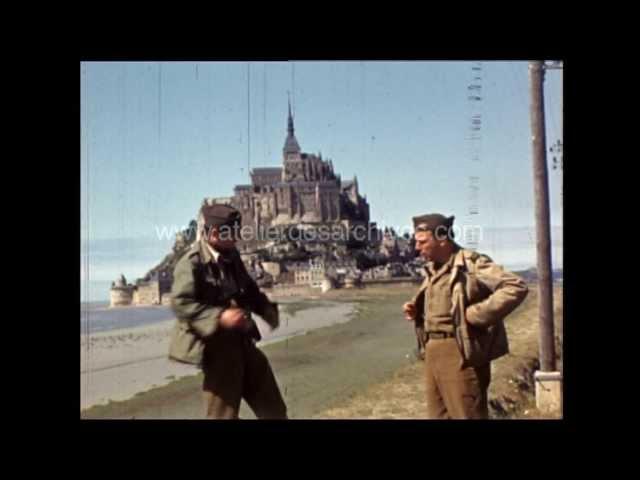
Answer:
207;225;237;251
414;230;439;261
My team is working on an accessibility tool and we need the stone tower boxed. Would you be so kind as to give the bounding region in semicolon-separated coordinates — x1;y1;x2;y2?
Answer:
282;96;304;182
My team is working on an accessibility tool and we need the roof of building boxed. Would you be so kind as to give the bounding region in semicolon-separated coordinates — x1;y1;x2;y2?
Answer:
283;134;301;154
252;167;283;175
284;98;301;154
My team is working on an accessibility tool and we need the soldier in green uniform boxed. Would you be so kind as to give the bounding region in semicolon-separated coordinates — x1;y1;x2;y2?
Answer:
168;204;287;419
403;214;528;419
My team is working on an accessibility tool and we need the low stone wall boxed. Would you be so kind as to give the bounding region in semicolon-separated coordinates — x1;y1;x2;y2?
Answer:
265;284;319;298
265;276;421;298
361;277;422;287
135;283;161;305
110;287;134;307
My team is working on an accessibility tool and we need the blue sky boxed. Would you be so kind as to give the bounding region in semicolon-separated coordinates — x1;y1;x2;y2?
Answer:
80;61;563;295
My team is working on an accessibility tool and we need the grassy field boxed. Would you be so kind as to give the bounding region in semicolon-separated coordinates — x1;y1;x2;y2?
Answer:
314;285;563;419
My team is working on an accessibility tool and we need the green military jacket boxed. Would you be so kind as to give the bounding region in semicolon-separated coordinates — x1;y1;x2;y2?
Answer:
168;239;278;365
412;247;528;367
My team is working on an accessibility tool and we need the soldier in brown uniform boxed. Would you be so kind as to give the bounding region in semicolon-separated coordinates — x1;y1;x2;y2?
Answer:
403;214;528;419
168;204;287;419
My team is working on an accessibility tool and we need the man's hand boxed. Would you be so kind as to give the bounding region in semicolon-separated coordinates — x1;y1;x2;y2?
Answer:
219;307;249;330
403;302;417;322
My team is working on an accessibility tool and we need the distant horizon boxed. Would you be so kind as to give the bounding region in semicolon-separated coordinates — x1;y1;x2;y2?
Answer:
81;223;563;302
80;262;565;304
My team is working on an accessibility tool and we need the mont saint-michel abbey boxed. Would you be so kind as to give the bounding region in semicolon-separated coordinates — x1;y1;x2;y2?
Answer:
112;102;422;308
201;102;371;243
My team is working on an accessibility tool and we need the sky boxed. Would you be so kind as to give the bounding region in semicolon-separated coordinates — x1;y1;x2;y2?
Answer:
80;61;563;299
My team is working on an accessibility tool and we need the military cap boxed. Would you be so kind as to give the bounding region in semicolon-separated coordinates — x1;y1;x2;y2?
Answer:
200;204;242;228
412;213;455;239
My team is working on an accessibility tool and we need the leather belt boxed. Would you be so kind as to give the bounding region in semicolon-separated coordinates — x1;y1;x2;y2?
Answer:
426;331;455;339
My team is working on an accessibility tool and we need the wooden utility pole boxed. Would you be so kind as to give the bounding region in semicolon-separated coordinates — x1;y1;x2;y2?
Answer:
529;60;556;372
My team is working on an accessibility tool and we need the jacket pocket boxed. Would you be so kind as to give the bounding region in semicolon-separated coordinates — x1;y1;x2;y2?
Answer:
456;290;493;366
464;323;494;366
168;322;205;366
465;272;492;305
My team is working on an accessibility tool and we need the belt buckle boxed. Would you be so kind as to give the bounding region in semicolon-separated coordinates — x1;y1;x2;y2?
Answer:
428;331;451;339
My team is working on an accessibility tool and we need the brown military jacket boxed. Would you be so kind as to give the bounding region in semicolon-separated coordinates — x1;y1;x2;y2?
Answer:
168;239;278;365
412;247;528;367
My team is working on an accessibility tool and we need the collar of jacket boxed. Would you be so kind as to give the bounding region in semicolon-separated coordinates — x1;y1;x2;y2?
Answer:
448;247;467;289
198;238;224;265
197;238;214;264
197;238;237;265
422;244;465;276
452;243;467;268
419;244;468;292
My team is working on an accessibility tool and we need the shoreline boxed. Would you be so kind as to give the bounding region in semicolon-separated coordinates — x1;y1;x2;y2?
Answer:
82;266;561;307
81;285;422;419
80;299;356;411
81;282;562;419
